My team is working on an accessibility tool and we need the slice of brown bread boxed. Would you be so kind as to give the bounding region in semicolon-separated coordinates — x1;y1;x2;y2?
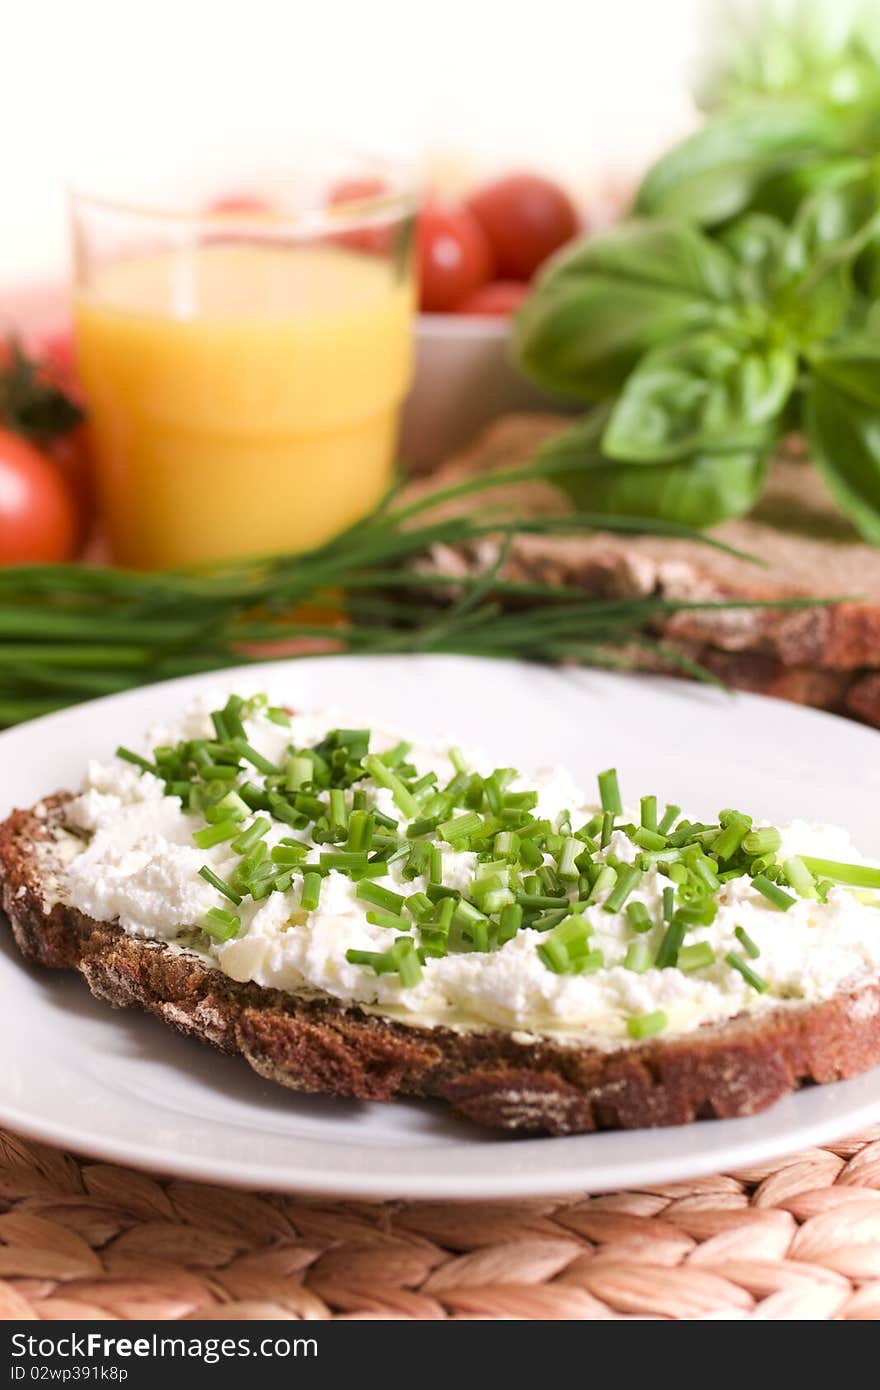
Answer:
403;415;880;725
4;794;880;1137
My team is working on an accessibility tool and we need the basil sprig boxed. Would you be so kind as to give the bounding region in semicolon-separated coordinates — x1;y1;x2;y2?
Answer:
513;174;880;535
636;99;846;227
640;0;880;232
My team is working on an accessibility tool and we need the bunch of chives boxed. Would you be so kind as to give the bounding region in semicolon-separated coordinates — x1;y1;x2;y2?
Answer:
0;451;836;727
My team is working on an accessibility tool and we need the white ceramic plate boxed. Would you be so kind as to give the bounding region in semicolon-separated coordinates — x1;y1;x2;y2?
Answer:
2;654;880;1199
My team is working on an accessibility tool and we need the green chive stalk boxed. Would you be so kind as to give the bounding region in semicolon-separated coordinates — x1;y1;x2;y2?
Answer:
0;458;836;727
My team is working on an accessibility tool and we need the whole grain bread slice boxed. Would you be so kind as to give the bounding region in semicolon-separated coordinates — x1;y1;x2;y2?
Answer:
3;795;880;1136
403;415;880;725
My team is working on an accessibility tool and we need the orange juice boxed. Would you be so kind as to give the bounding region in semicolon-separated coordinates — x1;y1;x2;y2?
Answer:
74;242;414;568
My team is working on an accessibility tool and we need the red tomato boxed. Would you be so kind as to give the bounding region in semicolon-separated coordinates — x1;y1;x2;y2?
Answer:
455;280;530;316
0;429;77;563
417;203;493;311
1;335;95;547
44;423;95;543
466;173;579;280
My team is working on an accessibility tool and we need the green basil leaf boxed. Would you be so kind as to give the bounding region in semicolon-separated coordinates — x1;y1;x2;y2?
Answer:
694;10;880;116
601;333;796;463
511;278;723;402
753;156;872;223
542;218;738;301
862;243;880;298
805;377;880;543
809;331;880;409
512;219;739;401
718;213;789;300
635;100;843;225
775;169;880;342
540;411;771;528
782;167;880;275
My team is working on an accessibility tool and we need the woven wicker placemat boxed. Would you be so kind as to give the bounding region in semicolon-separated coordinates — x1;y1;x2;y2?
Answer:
1;1125;879;1320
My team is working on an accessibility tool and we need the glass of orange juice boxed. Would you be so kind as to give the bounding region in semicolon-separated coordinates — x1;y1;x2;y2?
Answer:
71;145;418;569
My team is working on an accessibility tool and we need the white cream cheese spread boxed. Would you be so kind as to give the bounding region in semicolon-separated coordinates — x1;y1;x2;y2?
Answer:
59;691;880;1047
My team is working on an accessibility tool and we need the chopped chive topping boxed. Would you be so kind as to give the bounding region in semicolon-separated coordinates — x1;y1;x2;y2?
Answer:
202;907;241;942
347;936;422;985
232;738;279;775
678;942;715;973
584;864;617;905
116;746;156;774
752;875;796;911
198;866;243;905
655;919;685;969
231;816;271;854
300;872;322;912
624;940;651;974
734;925;760;959
726;952;768;993
783;856;818;899
429;846;444;885
448;746;468;774
139;696;868;1012
328;788;348;832
711;813;750;861
438;810;482;843
498;902;523;943
627;1010;667;1040
633;827;667;852
741;827;782;857
800;857;880;889
598;768;622;816
192;819;240;849
379;740;411;769
319;850;369;870
363;754;418;818
366;910;410;932
406;892;435;923
557;836;583;881
603;865;642;913
356;880;406;913
408;815;440;839
626;901;653;934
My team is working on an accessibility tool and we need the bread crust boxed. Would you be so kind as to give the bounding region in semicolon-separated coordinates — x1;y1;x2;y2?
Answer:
3;796;880;1136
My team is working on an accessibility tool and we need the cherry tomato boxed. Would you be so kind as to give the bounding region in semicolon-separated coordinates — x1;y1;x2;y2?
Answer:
3;334;95;547
0;429;77;563
417;202;493;312
466;173;579;280
43;422;95;544
455;280;530;316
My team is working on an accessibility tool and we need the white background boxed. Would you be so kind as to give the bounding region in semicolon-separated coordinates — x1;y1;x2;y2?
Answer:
1;0;699;288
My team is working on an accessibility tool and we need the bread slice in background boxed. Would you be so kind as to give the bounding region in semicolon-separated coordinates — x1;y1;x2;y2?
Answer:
403;415;880;727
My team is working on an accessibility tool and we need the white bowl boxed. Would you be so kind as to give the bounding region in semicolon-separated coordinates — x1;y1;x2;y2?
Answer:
399;312;565;471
